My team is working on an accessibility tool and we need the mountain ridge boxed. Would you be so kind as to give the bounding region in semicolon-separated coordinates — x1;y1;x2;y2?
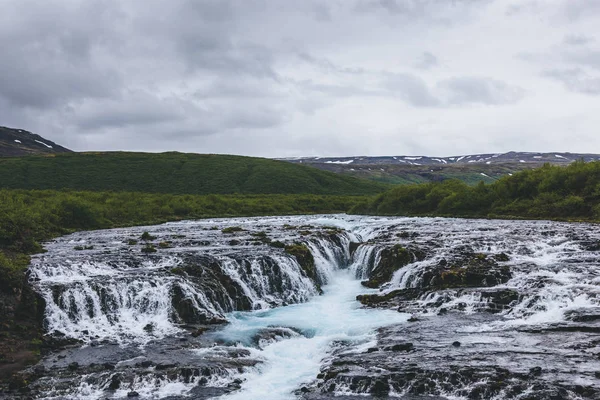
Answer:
0;126;72;157
278;151;600;166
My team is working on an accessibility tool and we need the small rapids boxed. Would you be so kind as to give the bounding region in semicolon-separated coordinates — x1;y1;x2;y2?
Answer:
11;215;600;399
214;271;408;400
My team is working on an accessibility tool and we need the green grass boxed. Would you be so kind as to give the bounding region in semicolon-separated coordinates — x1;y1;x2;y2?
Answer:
0;152;387;195
352;160;600;221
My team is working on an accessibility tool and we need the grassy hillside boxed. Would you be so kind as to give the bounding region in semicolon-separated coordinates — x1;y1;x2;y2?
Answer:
352;160;600;221
0;152;387;195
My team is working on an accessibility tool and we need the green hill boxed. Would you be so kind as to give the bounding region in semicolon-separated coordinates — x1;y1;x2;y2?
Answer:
0;152;387;195
351;160;600;221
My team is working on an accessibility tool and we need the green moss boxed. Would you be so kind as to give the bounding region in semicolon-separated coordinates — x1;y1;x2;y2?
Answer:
141;231;156;241
222;226;244;234
362;244;412;288
284;243;320;292
141;244;157;253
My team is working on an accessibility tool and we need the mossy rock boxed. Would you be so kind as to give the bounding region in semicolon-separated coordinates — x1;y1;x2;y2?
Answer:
423;253;511;290
285;244;320;292
361;244;414;288
222;226;244;234
269;241;286;249
141;231;156;241
141;244;157;253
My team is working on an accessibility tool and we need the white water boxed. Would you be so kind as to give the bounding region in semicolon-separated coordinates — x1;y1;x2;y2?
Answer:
214;270;409;400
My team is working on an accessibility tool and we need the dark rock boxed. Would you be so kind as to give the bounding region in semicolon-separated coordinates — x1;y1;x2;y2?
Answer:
407;315;419;322
529;366;543;376
108;374;121;390
362;244;414;288
33;365;45;374
452;341;461;347
103;363;116;370
140;360;154;368
67;362;79;371
285;244;320;289
349;242;362;255
493;253;510;262
367;347;379;353
370;378;390;396
156;363;178;370
389;343;414;352
127;391;140;398
191;327;209;337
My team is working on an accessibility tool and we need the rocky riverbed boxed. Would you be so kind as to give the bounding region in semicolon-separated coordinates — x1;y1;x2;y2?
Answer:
2;215;600;399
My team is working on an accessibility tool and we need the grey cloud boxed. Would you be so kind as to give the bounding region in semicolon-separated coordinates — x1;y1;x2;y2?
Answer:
415;52;439;70
437;77;525;105
1;0;598;157
564;34;595;46
73;92;189;131
562;0;600;21
566;50;600;70
544;68;600;95
297;53;366;75
0;0;123;108
383;73;441;107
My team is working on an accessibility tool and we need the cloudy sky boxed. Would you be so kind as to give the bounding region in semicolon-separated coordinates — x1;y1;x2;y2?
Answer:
1;0;600;157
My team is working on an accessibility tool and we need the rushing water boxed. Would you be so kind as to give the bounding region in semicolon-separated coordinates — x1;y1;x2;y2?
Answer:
214;271;408;400
14;215;600;399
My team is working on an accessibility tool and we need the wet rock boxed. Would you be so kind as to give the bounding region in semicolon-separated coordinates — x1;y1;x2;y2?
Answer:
370;378;389;396
67;362;79;371
423;253;511;289
389;343;414;352
285;244;319;288
107;374;121;390
127;391;139;397
251;327;300;347
156;363;178;370
529;366;543;376
452;341;461;347
349;242;362;256
480;289;520;312
493;252;510;262
191;327;209;337
361;245;415;288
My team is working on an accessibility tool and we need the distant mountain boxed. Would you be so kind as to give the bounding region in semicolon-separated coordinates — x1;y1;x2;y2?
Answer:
0;126;72;157
280;151;599;166
278;152;600;185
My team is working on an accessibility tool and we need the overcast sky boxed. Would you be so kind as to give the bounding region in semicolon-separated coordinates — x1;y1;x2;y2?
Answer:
1;0;599;157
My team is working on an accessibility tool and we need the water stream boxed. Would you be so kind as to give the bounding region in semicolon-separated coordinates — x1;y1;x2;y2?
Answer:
13;215;600;399
215;270;408;400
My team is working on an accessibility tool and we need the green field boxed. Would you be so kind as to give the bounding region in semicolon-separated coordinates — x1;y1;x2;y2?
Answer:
0;152;387;195
352;161;600;221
